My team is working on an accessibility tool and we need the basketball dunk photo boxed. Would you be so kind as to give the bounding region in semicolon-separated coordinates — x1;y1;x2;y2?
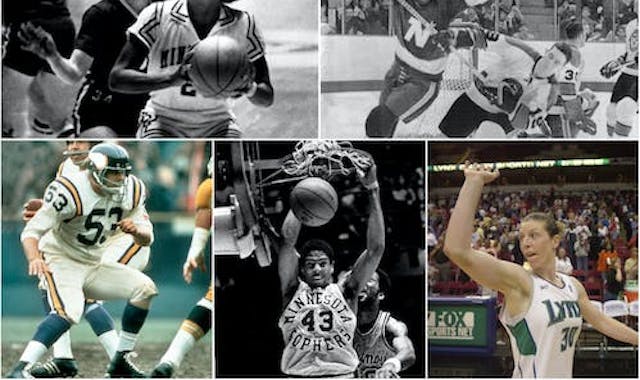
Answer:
428;142;638;377
214;140;425;377
3;0;317;138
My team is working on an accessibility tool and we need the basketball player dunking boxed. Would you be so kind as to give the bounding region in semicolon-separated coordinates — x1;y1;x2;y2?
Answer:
278;164;385;378
352;270;416;378
109;0;274;138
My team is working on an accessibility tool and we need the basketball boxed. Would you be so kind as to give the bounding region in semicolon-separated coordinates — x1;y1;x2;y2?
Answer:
290;178;338;227
189;35;251;98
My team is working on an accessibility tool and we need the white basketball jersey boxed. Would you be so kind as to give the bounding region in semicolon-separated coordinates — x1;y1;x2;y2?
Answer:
128;0;265;126
278;282;358;377
500;273;582;378
623;19;638;76
22;172;152;264
353;311;398;378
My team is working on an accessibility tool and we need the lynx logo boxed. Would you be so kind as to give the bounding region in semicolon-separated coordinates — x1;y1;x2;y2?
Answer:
428;310;475;340
403;17;437;48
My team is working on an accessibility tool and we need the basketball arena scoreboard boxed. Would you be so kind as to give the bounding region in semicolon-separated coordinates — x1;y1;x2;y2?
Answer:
428;158;614;172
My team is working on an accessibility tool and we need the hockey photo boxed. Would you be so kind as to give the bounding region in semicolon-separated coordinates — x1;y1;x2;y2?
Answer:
321;0;638;138
1;140;212;378
214;140;425;377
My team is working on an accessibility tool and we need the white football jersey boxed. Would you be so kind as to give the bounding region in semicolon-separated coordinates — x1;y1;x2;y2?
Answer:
500;273;582;378
353;311;399;378
623;19;638;76
128;0;265;126
278;282;358;377
22;171;152;265
56;158;82;177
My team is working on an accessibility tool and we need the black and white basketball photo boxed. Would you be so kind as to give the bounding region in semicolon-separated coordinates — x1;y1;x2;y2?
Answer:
2;0;317;138
214;140;425;378
321;0;637;138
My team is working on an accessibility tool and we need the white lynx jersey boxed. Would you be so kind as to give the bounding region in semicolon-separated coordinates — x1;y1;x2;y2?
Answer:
128;0;265;125
623;19;638;76
500;273;582;378
279;282;358;377
21;171;152;264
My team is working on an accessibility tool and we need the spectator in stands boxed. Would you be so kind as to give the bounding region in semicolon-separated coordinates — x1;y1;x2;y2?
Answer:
581;5;602;40
556;247;574;275
345;0;368;35
624;247;638;302
597;240;618;281
430;234;451;282
574;219;592;271
322;0;337;35
604;257;624;301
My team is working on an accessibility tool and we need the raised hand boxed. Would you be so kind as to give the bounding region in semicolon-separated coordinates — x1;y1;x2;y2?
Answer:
18;22;58;59
462;161;500;184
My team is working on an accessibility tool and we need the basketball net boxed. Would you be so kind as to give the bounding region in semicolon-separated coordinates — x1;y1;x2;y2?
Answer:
281;140;373;181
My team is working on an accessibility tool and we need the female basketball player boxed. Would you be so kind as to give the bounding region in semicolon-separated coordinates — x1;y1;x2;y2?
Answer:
444;162;638;378
277;164;385;377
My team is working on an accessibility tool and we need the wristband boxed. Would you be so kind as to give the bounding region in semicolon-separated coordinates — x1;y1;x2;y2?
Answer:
187;227;211;261
364;180;379;191
383;358;401;373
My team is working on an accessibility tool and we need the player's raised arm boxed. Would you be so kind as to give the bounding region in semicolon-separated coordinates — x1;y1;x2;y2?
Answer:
444;162;531;296
572;277;638;345
279;210;302;306
376;317;416;378
344;165;385;300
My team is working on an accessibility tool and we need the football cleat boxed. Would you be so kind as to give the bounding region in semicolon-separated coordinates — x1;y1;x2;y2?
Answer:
150;362;175;378
105;351;146;378
30;358;78;378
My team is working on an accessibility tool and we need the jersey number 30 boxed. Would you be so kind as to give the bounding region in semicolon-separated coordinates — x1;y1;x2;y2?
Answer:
560;326;579;352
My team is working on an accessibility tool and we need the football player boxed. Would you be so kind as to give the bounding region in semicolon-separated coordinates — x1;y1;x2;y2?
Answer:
6;143;156;378
17;0;154;137
150;158;212;378
352;270;415;378
109;0;274;138
3;0;76;137
22;140;152;378
601;19;638;137
278;163;385;377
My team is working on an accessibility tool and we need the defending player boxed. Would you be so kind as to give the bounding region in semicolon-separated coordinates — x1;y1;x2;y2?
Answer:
600;19;638;137
364;0;493;137
352;270;415;378
5;143;157;378
3;0;76;137
438;38;573;138
109;0;274;138
21;141;152;378
150;159;213;378
445;162;638;378
278;163;385;377
16;0;153;137
546;20;598;138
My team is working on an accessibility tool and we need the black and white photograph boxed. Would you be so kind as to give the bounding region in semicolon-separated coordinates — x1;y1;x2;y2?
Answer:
321;0;638;139
428;142;638;377
2;0;317;138
214;140;425;377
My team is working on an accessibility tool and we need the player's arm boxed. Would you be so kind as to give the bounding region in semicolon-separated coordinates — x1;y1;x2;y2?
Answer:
343;165;385;299
20;182;77;276
279;210;302;306
573;277;638;345
17;22;93;84
243;56;274;107
109;35;186;93
184;179;212;284
502;35;541;60
444;163;532;298
120;180;154;246
377;317;415;376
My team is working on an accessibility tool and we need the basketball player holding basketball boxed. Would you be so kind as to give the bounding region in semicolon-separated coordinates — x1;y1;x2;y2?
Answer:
364;0;493;137
600;19;637;137
278;164;385;377
16;0;152;137
109;0;274;138
445;162;638;378
352;270;415;378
